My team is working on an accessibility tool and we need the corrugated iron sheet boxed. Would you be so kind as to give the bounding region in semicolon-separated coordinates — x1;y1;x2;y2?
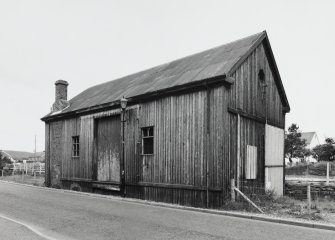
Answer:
55;32;265;115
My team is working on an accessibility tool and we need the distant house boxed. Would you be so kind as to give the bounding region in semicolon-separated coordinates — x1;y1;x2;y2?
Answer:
42;31;290;207
301;132;320;150
285;132;320;165
285;132;320;166
302;132;320;163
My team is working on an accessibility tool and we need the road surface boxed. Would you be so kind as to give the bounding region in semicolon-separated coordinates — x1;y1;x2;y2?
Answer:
0;181;334;240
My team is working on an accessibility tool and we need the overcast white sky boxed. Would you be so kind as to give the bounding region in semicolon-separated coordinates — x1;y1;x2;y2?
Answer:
0;0;334;152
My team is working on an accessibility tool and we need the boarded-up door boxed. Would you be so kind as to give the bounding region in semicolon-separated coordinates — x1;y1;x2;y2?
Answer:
95;115;121;182
265;124;284;196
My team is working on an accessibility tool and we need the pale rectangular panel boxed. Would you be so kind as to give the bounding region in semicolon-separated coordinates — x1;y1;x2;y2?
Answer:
246;145;257;179
265;124;284;196
265;125;284;166
265;167;283;196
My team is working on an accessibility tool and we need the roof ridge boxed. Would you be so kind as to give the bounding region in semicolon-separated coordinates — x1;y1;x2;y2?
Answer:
42;31;275;120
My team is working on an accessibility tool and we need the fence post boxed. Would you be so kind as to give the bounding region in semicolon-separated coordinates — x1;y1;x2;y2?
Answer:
231;179;235;202
1;170;3;177
307;184;311;214
326;162;330;185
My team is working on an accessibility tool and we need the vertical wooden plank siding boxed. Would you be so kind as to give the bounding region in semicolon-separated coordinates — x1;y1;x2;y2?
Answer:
226;42;286;194
238;117;265;182
45;41;287;207
137;86;228;207
228;42;285;128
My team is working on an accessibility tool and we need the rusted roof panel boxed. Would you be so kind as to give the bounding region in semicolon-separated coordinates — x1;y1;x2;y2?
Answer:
50;32;266;115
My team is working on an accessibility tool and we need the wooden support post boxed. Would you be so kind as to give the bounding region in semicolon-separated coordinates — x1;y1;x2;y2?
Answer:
206;172;209;208
326;162;330;185
1;170;3;177
206;89;210;208
237;114;241;190
307;184;311;214
231;179;235;202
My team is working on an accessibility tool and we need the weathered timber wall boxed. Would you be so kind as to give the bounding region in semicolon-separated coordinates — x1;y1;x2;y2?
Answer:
228;42;285;128
46;109;127;185
44;41;287;207
45;86;230;207
137;86;230;207
240;117;265;181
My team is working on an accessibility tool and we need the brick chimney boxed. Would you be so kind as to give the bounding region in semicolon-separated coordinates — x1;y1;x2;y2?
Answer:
52;79;69;112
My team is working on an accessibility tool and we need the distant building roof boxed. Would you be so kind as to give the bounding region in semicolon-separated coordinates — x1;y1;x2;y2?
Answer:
301;132;317;145
2;150;44;161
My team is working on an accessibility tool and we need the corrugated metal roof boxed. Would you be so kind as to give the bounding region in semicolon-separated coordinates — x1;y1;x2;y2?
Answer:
66;32;264;112
45;31;273;119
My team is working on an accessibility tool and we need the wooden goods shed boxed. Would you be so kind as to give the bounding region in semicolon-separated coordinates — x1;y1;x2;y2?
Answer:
41;31;290;208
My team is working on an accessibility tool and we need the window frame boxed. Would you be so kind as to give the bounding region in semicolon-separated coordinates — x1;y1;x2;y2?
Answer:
141;126;154;155
72;135;80;158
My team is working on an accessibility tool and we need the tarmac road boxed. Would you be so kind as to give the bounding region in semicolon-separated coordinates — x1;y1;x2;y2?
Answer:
0;181;334;240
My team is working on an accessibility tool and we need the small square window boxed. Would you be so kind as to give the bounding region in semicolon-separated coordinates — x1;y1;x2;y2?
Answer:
142;127;154;154
72;136;80;158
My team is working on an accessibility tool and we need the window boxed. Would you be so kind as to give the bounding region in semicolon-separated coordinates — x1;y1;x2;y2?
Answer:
246;145;257;179
258;69;265;82
258;69;266;100
72;136;80;157
142;127;154;154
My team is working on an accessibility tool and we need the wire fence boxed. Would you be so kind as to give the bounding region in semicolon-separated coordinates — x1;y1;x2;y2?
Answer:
286;161;335;178
285;181;335;201
285;161;335;202
225;179;275;213
226;178;335;216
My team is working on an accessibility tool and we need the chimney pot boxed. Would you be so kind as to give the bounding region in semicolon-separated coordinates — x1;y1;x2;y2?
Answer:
52;79;69;112
55;79;69;101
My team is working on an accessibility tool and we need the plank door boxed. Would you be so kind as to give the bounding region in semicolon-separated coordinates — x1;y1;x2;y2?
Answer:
95;115;121;182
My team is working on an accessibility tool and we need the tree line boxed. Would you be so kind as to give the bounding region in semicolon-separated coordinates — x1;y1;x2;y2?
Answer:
0;151;12;169
285;124;335;163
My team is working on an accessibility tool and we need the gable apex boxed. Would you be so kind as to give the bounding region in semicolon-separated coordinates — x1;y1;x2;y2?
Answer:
227;31;290;113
